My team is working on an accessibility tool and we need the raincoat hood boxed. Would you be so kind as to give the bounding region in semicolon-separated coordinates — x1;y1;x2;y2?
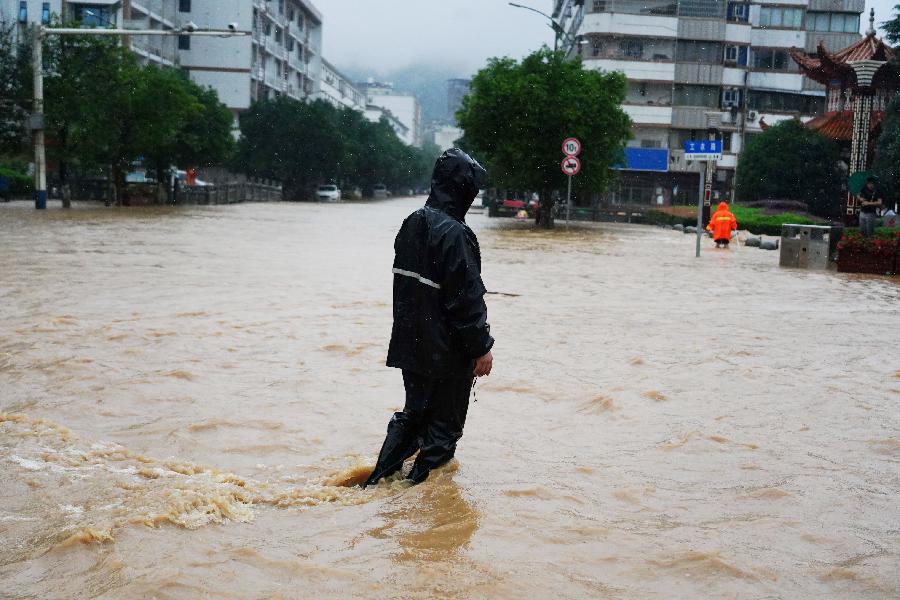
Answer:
717;202;729;212
425;148;488;221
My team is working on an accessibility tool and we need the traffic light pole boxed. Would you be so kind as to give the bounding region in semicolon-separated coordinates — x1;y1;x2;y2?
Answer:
30;25;249;209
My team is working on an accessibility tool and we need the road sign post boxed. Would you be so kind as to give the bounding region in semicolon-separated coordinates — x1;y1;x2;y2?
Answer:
561;138;581;227
685;140;722;258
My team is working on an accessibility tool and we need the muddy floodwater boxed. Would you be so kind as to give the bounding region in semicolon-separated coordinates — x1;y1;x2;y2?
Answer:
1;198;899;599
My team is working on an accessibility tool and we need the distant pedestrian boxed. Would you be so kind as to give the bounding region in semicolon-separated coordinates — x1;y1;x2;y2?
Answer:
364;148;494;487
706;201;738;248
858;177;883;237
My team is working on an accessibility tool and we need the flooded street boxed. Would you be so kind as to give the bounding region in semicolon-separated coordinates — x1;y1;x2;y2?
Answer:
2;198;899;599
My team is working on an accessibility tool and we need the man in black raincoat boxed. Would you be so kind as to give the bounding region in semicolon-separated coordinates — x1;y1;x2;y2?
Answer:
364;148;494;487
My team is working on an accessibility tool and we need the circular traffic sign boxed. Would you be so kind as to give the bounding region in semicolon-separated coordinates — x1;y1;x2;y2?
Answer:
562;137;581;157
561;156;581;176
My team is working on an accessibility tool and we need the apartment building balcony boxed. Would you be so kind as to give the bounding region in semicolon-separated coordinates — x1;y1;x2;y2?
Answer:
808;0;864;11
677;18;725;42
622;105;672;126
289;22;302;39
804;31;861;53
264;70;278;89
583;59;675;81
264;36;278;54
747;71;804;93
674;63;723;85
581;12;677;38
724;23;752;44
671;106;713;129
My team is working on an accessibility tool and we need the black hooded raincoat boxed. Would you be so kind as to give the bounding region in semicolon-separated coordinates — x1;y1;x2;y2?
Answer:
386;148;494;377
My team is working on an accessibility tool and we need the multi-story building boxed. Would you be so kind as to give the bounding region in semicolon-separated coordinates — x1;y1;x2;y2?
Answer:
4;0;325;131
178;0;322;129
364;104;410;142
358;80;423;147
552;0;864;205
316;59;365;111
1;1;179;66
446;78;470;124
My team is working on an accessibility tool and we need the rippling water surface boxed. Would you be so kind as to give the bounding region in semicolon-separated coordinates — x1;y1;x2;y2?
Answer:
1;199;899;599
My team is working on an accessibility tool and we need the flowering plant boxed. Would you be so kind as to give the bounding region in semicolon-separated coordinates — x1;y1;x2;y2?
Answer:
837;231;900;258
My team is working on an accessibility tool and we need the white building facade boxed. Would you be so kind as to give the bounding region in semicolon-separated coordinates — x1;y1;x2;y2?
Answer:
315;59;364;111
1;1;179;66
553;0;863;204
359;81;423;147
178;0;323;128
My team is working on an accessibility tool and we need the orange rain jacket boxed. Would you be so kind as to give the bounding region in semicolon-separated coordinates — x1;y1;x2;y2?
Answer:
706;202;738;241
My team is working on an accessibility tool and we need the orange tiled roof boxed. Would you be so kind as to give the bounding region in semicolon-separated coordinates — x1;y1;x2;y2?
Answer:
804;111;885;141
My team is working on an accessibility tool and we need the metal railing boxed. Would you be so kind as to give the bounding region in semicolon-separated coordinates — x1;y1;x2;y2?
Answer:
177;181;282;205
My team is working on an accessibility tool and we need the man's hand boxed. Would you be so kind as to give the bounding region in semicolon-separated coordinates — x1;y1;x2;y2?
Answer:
474;351;493;377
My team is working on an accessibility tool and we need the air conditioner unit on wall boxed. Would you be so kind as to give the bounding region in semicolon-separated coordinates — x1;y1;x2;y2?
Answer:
747;110;758;120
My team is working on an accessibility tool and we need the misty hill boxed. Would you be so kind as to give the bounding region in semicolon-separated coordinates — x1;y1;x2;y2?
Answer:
337;63;471;125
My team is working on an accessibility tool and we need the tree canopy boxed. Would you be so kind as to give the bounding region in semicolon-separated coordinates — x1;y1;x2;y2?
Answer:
872;94;900;206
883;4;900;45
456;46;632;227
1;24;234;204
735;120;842;218
233;97;433;200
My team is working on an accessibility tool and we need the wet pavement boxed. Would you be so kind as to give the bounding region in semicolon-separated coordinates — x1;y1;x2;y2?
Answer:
1;198;899;599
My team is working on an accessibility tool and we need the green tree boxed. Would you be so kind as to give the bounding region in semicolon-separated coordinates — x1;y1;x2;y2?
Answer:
46;36;236;205
735;120;842;218
235;97;433;199
883;4;900;45
0;22;32;158
873;94;900;207
456;46;631;228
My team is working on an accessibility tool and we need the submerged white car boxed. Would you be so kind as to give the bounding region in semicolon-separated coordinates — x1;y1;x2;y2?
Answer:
316;184;341;202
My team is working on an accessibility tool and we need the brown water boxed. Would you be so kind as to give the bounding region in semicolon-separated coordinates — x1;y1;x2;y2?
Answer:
2;198;899;599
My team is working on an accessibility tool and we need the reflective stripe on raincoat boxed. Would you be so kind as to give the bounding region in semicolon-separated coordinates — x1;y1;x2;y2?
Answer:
706;202;737;241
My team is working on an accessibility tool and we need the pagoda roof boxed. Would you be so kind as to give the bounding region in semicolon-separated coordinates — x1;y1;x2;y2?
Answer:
804;111;885;142
790;33;896;86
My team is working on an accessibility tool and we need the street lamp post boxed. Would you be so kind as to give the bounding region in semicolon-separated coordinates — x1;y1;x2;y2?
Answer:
508;2;573;52
30;25;250;209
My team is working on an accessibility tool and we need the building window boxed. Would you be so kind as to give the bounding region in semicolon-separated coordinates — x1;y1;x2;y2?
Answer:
41;2;50;23
287;38;294;52
748;90;825;114
677;40;723;64
678;0;726;18
674;85;721;108
179;0;191;12
640;139;662;148
278;0;284;14
752;48;796;71
727;2;748;22
809;12;860;33
275;28;282;43
722;88;742;107
591;0;608;11
288;8;294;21
178;35;190;50
264;22;271;36
591;40;602;56
620;39;643;59
18;1;27;23
724;45;748;66
73;6;114;27
759;7;804;29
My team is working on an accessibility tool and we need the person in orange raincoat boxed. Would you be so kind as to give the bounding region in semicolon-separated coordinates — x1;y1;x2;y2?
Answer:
706;201;738;248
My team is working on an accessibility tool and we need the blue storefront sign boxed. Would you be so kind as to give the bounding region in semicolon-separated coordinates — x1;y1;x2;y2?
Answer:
615;148;669;172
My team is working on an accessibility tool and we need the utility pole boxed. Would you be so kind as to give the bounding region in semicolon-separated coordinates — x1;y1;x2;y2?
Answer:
32;27;46;209
29;24;249;209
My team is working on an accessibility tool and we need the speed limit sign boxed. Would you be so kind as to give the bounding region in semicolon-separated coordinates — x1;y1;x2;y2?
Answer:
561;155;581;176
562;137;581;157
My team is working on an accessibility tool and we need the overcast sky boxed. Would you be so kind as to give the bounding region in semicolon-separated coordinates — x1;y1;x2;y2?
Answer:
318;0;897;76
